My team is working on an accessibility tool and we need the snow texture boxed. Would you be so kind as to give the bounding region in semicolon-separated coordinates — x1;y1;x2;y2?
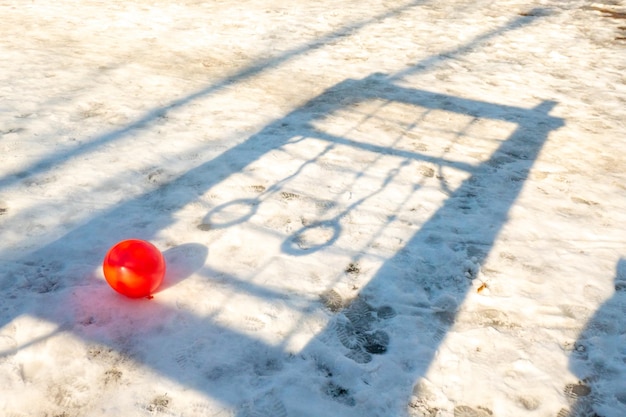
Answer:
0;0;625;416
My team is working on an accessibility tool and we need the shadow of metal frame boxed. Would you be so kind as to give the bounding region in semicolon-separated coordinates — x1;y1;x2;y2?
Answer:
0;72;564;416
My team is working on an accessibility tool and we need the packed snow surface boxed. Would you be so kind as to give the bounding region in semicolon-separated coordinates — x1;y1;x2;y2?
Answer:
1;0;625;416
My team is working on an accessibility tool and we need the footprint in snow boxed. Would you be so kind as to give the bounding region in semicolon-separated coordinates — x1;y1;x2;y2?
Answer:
331;296;396;363
453;405;493;417
238;391;287;417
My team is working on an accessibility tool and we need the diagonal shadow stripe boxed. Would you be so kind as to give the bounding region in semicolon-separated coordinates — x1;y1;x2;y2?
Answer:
0;0;428;193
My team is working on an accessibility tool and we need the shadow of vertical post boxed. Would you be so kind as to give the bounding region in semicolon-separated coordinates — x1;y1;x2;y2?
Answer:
564;258;626;417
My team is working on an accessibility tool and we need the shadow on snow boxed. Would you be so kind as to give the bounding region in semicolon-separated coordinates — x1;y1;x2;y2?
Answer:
0;6;569;417
565;258;626;417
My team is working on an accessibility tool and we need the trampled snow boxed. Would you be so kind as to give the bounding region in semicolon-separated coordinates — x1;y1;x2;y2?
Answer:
1;0;625;416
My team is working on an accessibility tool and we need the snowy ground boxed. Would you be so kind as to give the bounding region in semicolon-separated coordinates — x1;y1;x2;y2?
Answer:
1;0;625;416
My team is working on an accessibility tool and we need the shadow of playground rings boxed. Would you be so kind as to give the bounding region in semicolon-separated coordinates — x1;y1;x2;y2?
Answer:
281;220;341;255
199;199;259;231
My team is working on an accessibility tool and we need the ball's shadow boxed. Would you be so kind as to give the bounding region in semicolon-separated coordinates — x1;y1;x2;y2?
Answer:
158;243;208;293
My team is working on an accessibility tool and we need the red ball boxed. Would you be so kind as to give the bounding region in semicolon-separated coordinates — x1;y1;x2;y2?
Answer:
103;239;166;298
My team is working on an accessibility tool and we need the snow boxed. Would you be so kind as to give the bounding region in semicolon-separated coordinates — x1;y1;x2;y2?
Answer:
1;0;625;416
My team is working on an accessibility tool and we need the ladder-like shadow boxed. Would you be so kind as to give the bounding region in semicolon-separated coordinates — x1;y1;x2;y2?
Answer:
268;76;564;415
